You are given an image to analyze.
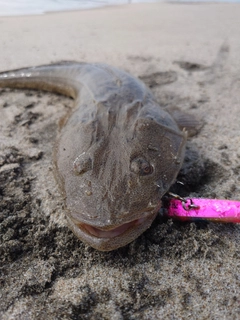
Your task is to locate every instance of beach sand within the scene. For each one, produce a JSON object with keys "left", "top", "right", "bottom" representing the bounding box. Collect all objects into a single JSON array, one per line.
[{"left": 0, "top": 3, "right": 240, "bottom": 319}]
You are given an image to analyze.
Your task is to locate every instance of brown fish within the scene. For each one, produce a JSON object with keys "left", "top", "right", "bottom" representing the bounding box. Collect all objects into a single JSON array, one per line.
[{"left": 0, "top": 62, "right": 187, "bottom": 251}]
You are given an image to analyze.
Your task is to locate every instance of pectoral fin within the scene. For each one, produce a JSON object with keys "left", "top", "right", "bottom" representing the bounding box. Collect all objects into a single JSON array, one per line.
[{"left": 165, "top": 106, "right": 203, "bottom": 137}]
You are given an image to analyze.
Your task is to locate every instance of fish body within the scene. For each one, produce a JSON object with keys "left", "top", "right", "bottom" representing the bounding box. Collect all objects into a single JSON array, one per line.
[{"left": 0, "top": 62, "right": 187, "bottom": 251}]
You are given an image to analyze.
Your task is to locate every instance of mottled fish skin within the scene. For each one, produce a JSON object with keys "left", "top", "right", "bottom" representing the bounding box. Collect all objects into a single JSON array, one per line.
[{"left": 0, "top": 62, "right": 187, "bottom": 251}]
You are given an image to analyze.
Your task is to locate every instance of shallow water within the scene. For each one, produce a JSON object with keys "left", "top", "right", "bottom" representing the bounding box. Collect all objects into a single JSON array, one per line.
[
  {"left": 0, "top": 0, "right": 156, "bottom": 16},
  {"left": 0, "top": 0, "right": 239, "bottom": 17}
]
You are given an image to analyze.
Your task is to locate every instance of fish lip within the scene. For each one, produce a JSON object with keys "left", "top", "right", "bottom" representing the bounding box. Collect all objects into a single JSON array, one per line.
[
  {"left": 70, "top": 205, "right": 160, "bottom": 238},
  {"left": 77, "top": 215, "right": 151, "bottom": 239},
  {"left": 66, "top": 210, "right": 158, "bottom": 251},
  {"left": 69, "top": 204, "right": 160, "bottom": 229},
  {"left": 66, "top": 203, "right": 161, "bottom": 250}
]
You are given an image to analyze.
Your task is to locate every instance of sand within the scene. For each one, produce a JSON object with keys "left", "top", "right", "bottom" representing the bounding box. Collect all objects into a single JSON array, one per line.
[{"left": 0, "top": 3, "right": 240, "bottom": 319}]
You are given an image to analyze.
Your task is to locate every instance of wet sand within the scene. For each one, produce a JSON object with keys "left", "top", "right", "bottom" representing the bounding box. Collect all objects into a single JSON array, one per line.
[{"left": 0, "top": 3, "right": 240, "bottom": 319}]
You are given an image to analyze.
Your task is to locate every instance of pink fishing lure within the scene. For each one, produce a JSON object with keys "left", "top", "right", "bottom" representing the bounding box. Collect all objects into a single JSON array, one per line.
[{"left": 167, "top": 198, "right": 240, "bottom": 223}]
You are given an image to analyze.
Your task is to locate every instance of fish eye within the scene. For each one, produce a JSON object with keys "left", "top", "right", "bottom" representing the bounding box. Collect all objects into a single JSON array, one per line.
[
  {"left": 141, "top": 162, "right": 153, "bottom": 175},
  {"left": 73, "top": 154, "right": 92, "bottom": 175},
  {"left": 130, "top": 157, "right": 154, "bottom": 176}
]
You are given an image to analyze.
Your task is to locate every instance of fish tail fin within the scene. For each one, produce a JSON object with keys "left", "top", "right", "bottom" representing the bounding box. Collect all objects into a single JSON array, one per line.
[{"left": 0, "top": 62, "right": 85, "bottom": 99}]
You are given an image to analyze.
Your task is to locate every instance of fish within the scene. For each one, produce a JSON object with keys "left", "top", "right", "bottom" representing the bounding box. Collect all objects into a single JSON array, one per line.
[{"left": 0, "top": 62, "right": 188, "bottom": 251}]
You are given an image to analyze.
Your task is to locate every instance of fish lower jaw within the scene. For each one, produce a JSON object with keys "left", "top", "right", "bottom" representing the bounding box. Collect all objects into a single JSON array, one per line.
[{"left": 78, "top": 216, "right": 149, "bottom": 239}]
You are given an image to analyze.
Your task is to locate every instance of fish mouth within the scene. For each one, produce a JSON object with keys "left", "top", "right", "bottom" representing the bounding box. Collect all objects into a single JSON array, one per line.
[
  {"left": 77, "top": 216, "right": 150, "bottom": 239},
  {"left": 66, "top": 204, "right": 161, "bottom": 251}
]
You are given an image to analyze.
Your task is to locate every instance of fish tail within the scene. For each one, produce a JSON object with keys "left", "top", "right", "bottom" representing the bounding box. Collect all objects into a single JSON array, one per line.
[{"left": 0, "top": 62, "right": 84, "bottom": 99}]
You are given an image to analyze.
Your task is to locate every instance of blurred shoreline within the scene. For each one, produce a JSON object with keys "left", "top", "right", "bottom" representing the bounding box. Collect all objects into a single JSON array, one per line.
[
  {"left": 0, "top": 0, "right": 154, "bottom": 17},
  {"left": 0, "top": 0, "right": 239, "bottom": 17}
]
